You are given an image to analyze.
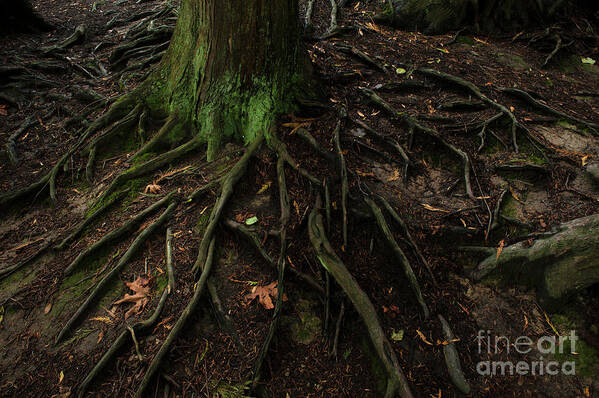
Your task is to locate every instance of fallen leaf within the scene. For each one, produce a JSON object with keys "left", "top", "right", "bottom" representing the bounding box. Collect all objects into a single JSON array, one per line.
[
  {"left": 97, "top": 331, "right": 103, "bottom": 344},
  {"left": 387, "top": 169, "right": 400, "bottom": 182},
  {"left": 395, "top": 67, "right": 406, "bottom": 74},
  {"left": 422, "top": 203, "right": 449, "bottom": 213},
  {"left": 435, "top": 47, "right": 449, "bottom": 54},
  {"left": 257, "top": 181, "right": 272, "bottom": 194},
  {"left": 391, "top": 329, "right": 404, "bottom": 341},
  {"left": 244, "top": 281, "right": 287, "bottom": 310},
  {"left": 581, "top": 57, "right": 596, "bottom": 65},
  {"left": 44, "top": 302, "right": 52, "bottom": 314},
  {"left": 90, "top": 316, "right": 113, "bottom": 324},
  {"left": 437, "top": 338, "right": 460, "bottom": 346},
  {"left": 245, "top": 216, "right": 258, "bottom": 225},
  {"left": 144, "top": 183, "right": 161, "bottom": 194},
  {"left": 0, "top": 105, "right": 7, "bottom": 116},
  {"left": 416, "top": 329, "right": 433, "bottom": 346},
  {"left": 496, "top": 239, "right": 505, "bottom": 259},
  {"left": 58, "top": 370, "right": 64, "bottom": 383},
  {"left": 113, "top": 276, "right": 151, "bottom": 319},
  {"left": 582, "top": 155, "right": 590, "bottom": 167}
]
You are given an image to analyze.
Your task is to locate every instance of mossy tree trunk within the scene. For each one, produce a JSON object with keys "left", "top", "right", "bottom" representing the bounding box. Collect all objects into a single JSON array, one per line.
[{"left": 134, "top": 0, "right": 307, "bottom": 160}]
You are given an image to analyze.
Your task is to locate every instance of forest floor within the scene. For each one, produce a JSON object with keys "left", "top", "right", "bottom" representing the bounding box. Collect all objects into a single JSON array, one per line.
[{"left": 1, "top": 0, "right": 599, "bottom": 397}]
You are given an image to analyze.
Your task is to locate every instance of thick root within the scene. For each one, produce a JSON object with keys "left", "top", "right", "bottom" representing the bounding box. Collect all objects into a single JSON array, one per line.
[
  {"left": 76, "top": 228, "right": 175, "bottom": 398},
  {"left": 365, "top": 197, "right": 430, "bottom": 318},
  {"left": 56, "top": 199, "right": 177, "bottom": 344},
  {"left": 135, "top": 237, "right": 216, "bottom": 398},
  {"left": 308, "top": 207, "right": 413, "bottom": 398}
]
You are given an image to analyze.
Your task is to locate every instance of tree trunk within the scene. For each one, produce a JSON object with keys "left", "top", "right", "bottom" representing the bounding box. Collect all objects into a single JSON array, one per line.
[
  {"left": 470, "top": 214, "right": 599, "bottom": 309},
  {"left": 1, "top": 0, "right": 52, "bottom": 33},
  {"left": 134, "top": 0, "right": 310, "bottom": 160}
]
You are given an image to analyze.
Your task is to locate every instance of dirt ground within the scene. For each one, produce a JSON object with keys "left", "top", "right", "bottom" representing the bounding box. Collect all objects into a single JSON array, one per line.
[{"left": 1, "top": 0, "right": 599, "bottom": 397}]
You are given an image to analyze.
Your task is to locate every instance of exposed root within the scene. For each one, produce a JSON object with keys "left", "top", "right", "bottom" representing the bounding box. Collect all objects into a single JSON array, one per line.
[
  {"left": 352, "top": 118, "right": 411, "bottom": 180},
  {"left": 438, "top": 315, "right": 471, "bottom": 394},
  {"left": 42, "top": 24, "right": 86, "bottom": 55},
  {"left": 326, "top": 0, "right": 339, "bottom": 35},
  {"left": 56, "top": 199, "right": 177, "bottom": 344},
  {"left": 498, "top": 87, "right": 599, "bottom": 135},
  {"left": 296, "top": 128, "right": 336, "bottom": 164},
  {"left": 329, "top": 300, "right": 345, "bottom": 359},
  {"left": 489, "top": 188, "right": 508, "bottom": 234},
  {"left": 206, "top": 278, "right": 241, "bottom": 348},
  {"left": 136, "top": 237, "right": 216, "bottom": 398},
  {"left": 308, "top": 206, "right": 414, "bottom": 398},
  {"left": 270, "top": 131, "right": 322, "bottom": 187},
  {"left": 304, "top": 0, "right": 315, "bottom": 31},
  {"left": 365, "top": 197, "right": 429, "bottom": 318},
  {"left": 6, "top": 116, "right": 37, "bottom": 165},
  {"left": 131, "top": 111, "right": 182, "bottom": 162},
  {"left": 191, "top": 131, "right": 265, "bottom": 276},
  {"left": 0, "top": 95, "right": 136, "bottom": 209},
  {"left": 64, "top": 191, "right": 176, "bottom": 275},
  {"left": 333, "top": 121, "right": 349, "bottom": 249},
  {"left": 335, "top": 44, "right": 388, "bottom": 73},
  {"left": 361, "top": 88, "right": 476, "bottom": 199},
  {"left": 0, "top": 241, "right": 53, "bottom": 281},
  {"left": 416, "top": 68, "right": 519, "bottom": 152},
  {"left": 76, "top": 228, "right": 175, "bottom": 398},
  {"left": 377, "top": 196, "right": 436, "bottom": 285},
  {"left": 251, "top": 153, "right": 290, "bottom": 387},
  {"left": 93, "top": 134, "right": 202, "bottom": 207},
  {"left": 224, "top": 219, "right": 324, "bottom": 294}
]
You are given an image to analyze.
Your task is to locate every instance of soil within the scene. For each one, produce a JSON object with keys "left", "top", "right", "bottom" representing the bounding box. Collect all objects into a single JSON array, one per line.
[{"left": 1, "top": 0, "right": 599, "bottom": 397}]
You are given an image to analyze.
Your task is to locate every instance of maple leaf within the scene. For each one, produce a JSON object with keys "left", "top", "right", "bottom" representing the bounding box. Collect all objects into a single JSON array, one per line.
[
  {"left": 244, "top": 281, "right": 287, "bottom": 310},
  {"left": 113, "top": 276, "right": 150, "bottom": 319},
  {"left": 144, "top": 183, "right": 161, "bottom": 194}
]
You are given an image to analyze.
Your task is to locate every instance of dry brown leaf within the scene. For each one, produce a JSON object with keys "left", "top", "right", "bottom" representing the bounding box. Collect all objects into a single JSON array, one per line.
[
  {"left": 90, "top": 316, "right": 113, "bottom": 324},
  {"left": 144, "top": 183, "right": 161, "bottom": 194},
  {"left": 44, "top": 302, "right": 52, "bottom": 314},
  {"left": 387, "top": 169, "right": 400, "bottom": 182},
  {"left": 496, "top": 239, "right": 505, "bottom": 259},
  {"left": 97, "top": 331, "right": 104, "bottom": 344},
  {"left": 416, "top": 329, "right": 433, "bottom": 346},
  {"left": 113, "top": 276, "right": 151, "bottom": 319},
  {"left": 422, "top": 203, "right": 449, "bottom": 213},
  {"left": 244, "top": 281, "right": 287, "bottom": 310},
  {"left": 0, "top": 104, "right": 7, "bottom": 116}
]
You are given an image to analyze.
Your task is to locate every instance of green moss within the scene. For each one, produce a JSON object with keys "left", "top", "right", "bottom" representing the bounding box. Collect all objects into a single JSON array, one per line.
[
  {"left": 456, "top": 35, "right": 476, "bottom": 46},
  {"left": 501, "top": 195, "right": 518, "bottom": 218},
  {"left": 194, "top": 208, "right": 211, "bottom": 235},
  {"left": 132, "top": 152, "right": 156, "bottom": 165},
  {"left": 86, "top": 177, "right": 146, "bottom": 217},
  {"left": 287, "top": 299, "right": 321, "bottom": 345},
  {"left": 208, "top": 380, "right": 252, "bottom": 398},
  {"left": 551, "top": 312, "right": 599, "bottom": 377}
]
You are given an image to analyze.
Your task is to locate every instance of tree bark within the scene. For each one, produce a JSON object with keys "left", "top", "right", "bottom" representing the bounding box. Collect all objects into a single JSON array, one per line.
[
  {"left": 470, "top": 214, "right": 599, "bottom": 309},
  {"left": 136, "top": 0, "right": 310, "bottom": 160}
]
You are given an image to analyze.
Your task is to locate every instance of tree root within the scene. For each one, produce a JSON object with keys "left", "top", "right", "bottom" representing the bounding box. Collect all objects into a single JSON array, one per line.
[
  {"left": 376, "top": 196, "right": 436, "bottom": 285},
  {"left": 438, "top": 315, "right": 471, "bottom": 394},
  {"left": 131, "top": 111, "right": 181, "bottom": 162},
  {"left": 498, "top": 87, "right": 599, "bottom": 135},
  {"left": 333, "top": 121, "right": 349, "bottom": 248},
  {"left": 64, "top": 191, "right": 176, "bottom": 275},
  {"left": 416, "top": 68, "right": 519, "bottom": 152},
  {"left": 56, "top": 199, "right": 177, "bottom": 344},
  {"left": 0, "top": 241, "right": 53, "bottom": 281},
  {"left": 6, "top": 116, "right": 38, "bottom": 165},
  {"left": 224, "top": 219, "right": 323, "bottom": 294},
  {"left": 191, "top": 131, "right": 265, "bottom": 276},
  {"left": 93, "top": 134, "right": 202, "bottom": 207},
  {"left": 360, "top": 88, "right": 476, "bottom": 199},
  {"left": 365, "top": 197, "right": 429, "bottom": 318},
  {"left": 0, "top": 95, "right": 136, "bottom": 209},
  {"left": 270, "top": 131, "right": 322, "bottom": 187},
  {"left": 329, "top": 300, "right": 345, "bottom": 359},
  {"left": 296, "top": 128, "right": 336, "bottom": 164},
  {"left": 308, "top": 206, "right": 414, "bottom": 398},
  {"left": 76, "top": 228, "right": 176, "bottom": 398},
  {"left": 251, "top": 153, "right": 290, "bottom": 387},
  {"left": 42, "top": 24, "right": 86, "bottom": 55},
  {"left": 135, "top": 237, "right": 216, "bottom": 398},
  {"left": 352, "top": 118, "right": 411, "bottom": 180},
  {"left": 335, "top": 44, "right": 388, "bottom": 73}
]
